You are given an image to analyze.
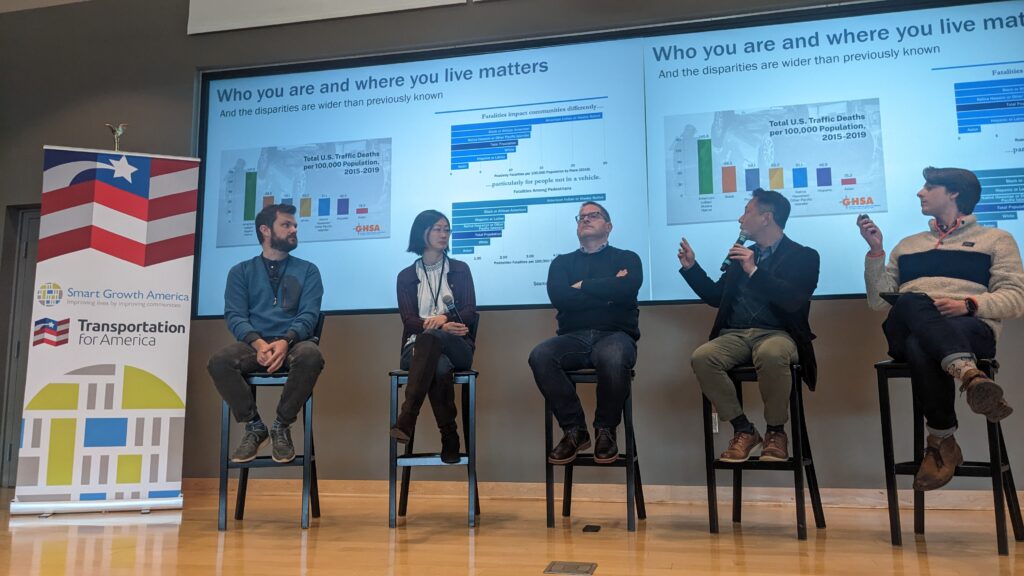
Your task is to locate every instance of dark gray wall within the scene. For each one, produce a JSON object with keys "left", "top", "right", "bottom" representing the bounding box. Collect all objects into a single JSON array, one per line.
[{"left": 2, "top": 0, "right": 1018, "bottom": 489}]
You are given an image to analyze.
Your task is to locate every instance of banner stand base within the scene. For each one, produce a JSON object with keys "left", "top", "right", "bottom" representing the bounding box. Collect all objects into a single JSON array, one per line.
[{"left": 10, "top": 496, "right": 183, "bottom": 516}]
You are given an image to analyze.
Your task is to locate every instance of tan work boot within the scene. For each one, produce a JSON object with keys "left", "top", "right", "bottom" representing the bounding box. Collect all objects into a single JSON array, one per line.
[
  {"left": 960, "top": 368, "right": 1013, "bottom": 422},
  {"left": 913, "top": 434, "right": 963, "bottom": 491},
  {"left": 720, "top": 429, "right": 762, "bottom": 463}
]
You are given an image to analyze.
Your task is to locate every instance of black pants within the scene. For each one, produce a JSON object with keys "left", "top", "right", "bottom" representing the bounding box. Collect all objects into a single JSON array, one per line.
[
  {"left": 207, "top": 340, "right": 324, "bottom": 426},
  {"left": 399, "top": 329, "right": 474, "bottom": 429},
  {"left": 528, "top": 330, "right": 637, "bottom": 431},
  {"left": 883, "top": 293, "right": 995, "bottom": 431}
]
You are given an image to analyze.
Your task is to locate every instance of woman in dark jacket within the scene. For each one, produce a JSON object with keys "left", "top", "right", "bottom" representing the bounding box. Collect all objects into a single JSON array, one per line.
[{"left": 391, "top": 210, "right": 478, "bottom": 463}]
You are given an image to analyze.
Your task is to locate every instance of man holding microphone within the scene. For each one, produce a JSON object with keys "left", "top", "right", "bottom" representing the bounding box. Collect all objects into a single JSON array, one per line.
[{"left": 680, "top": 188, "right": 819, "bottom": 463}]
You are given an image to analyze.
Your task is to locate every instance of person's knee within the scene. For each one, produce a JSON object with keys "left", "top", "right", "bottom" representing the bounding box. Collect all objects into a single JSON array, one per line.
[
  {"left": 754, "top": 342, "right": 795, "bottom": 369},
  {"left": 290, "top": 342, "right": 324, "bottom": 371},
  {"left": 207, "top": 346, "right": 240, "bottom": 375},
  {"left": 528, "top": 341, "right": 554, "bottom": 370},
  {"left": 691, "top": 343, "right": 721, "bottom": 372},
  {"left": 594, "top": 341, "right": 634, "bottom": 373}
]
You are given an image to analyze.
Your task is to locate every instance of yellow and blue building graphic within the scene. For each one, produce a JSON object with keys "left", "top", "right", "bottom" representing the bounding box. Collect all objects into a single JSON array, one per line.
[{"left": 16, "top": 363, "right": 185, "bottom": 503}]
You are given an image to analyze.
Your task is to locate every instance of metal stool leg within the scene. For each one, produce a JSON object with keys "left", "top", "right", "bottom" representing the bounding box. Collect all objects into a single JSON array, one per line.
[
  {"left": 464, "top": 377, "right": 478, "bottom": 527},
  {"left": 545, "top": 401, "right": 555, "bottom": 528},
  {"left": 912, "top": 399, "right": 925, "bottom": 535},
  {"left": 301, "top": 396, "right": 313, "bottom": 529},
  {"left": 731, "top": 378, "right": 743, "bottom": 524},
  {"left": 798, "top": 384, "right": 825, "bottom": 529},
  {"left": 399, "top": 431, "right": 414, "bottom": 517},
  {"left": 234, "top": 468, "right": 249, "bottom": 520},
  {"left": 702, "top": 395, "right": 719, "bottom": 533},
  {"left": 790, "top": 376, "right": 807, "bottom": 541},
  {"left": 219, "top": 401, "right": 230, "bottom": 531},
  {"left": 629, "top": 418, "right": 646, "bottom": 520},
  {"left": 988, "top": 421, "right": 1009, "bottom": 555},
  {"left": 625, "top": 395, "right": 636, "bottom": 532},
  {"left": 998, "top": 426, "right": 1024, "bottom": 540},
  {"left": 389, "top": 375, "right": 399, "bottom": 528},
  {"left": 877, "top": 367, "right": 902, "bottom": 546},
  {"left": 562, "top": 465, "right": 574, "bottom": 517}
]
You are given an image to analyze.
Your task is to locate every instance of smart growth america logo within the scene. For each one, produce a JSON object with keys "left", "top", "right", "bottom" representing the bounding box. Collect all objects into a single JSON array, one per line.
[{"left": 36, "top": 282, "right": 63, "bottom": 307}]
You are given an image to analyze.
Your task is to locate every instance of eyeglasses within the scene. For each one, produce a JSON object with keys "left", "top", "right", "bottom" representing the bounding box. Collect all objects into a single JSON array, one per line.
[{"left": 575, "top": 211, "right": 605, "bottom": 223}]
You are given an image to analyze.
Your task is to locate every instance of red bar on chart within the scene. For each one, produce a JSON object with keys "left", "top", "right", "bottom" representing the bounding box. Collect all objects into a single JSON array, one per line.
[
  {"left": 841, "top": 177, "right": 857, "bottom": 185},
  {"left": 356, "top": 207, "right": 369, "bottom": 214}
]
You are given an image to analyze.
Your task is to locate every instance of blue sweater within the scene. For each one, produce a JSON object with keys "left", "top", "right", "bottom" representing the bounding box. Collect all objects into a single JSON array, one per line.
[{"left": 224, "top": 255, "right": 323, "bottom": 342}]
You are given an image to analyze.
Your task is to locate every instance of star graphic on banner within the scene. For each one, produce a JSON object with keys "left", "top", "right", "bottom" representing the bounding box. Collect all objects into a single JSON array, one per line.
[{"left": 106, "top": 155, "right": 138, "bottom": 183}]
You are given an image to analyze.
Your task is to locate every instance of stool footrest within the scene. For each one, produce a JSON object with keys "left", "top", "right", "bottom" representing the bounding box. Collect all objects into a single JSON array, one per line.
[
  {"left": 397, "top": 454, "right": 469, "bottom": 466},
  {"left": 552, "top": 453, "right": 637, "bottom": 468},
  {"left": 227, "top": 455, "right": 310, "bottom": 469},
  {"left": 894, "top": 460, "right": 1011, "bottom": 478},
  {"left": 712, "top": 457, "right": 813, "bottom": 471}
]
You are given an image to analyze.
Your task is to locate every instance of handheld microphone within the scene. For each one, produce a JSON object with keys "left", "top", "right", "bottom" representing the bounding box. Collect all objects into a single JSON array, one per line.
[
  {"left": 442, "top": 294, "right": 465, "bottom": 324},
  {"left": 720, "top": 232, "right": 749, "bottom": 272}
]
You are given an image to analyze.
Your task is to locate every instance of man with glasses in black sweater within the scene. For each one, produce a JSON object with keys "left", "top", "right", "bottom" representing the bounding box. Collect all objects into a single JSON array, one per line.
[{"left": 529, "top": 201, "right": 643, "bottom": 465}]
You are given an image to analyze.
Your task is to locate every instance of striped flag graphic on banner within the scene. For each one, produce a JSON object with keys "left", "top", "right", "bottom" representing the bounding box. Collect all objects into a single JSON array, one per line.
[
  {"left": 32, "top": 317, "right": 70, "bottom": 347},
  {"left": 38, "top": 147, "right": 199, "bottom": 266}
]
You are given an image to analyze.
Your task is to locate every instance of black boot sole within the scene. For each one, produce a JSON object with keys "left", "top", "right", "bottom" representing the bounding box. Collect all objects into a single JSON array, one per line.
[
  {"left": 548, "top": 440, "right": 591, "bottom": 465},
  {"left": 390, "top": 426, "right": 411, "bottom": 443}
]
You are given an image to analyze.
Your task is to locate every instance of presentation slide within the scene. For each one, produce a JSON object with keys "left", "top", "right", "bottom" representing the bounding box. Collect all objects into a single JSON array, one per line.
[{"left": 197, "top": 0, "right": 1024, "bottom": 315}]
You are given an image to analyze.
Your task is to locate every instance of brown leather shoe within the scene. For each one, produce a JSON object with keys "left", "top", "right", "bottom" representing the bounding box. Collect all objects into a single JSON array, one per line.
[
  {"left": 761, "top": 430, "right": 789, "bottom": 462},
  {"left": 960, "top": 369, "right": 1012, "bottom": 422},
  {"left": 913, "top": 434, "right": 963, "bottom": 491},
  {"left": 720, "top": 429, "right": 762, "bottom": 463}
]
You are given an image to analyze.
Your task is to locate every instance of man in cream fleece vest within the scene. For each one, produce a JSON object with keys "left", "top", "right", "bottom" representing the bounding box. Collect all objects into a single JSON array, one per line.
[{"left": 859, "top": 167, "right": 1024, "bottom": 491}]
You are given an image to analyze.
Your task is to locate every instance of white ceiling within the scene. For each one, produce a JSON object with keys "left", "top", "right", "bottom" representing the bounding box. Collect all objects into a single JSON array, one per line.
[{"left": 0, "top": 0, "right": 86, "bottom": 15}]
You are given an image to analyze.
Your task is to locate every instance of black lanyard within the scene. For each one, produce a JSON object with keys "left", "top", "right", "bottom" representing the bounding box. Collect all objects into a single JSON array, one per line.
[
  {"left": 262, "top": 256, "right": 289, "bottom": 306},
  {"left": 419, "top": 256, "right": 447, "bottom": 313}
]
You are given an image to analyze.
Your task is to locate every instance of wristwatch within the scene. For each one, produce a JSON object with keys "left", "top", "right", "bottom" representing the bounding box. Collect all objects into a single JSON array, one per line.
[{"left": 965, "top": 297, "right": 978, "bottom": 316}]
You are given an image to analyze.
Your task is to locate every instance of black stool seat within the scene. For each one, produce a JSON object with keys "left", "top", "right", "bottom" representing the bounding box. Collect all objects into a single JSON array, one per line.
[
  {"left": 389, "top": 369, "right": 480, "bottom": 527},
  {"left": 545, "top": 368, "right": 646, "bottom": 531},
  {"left": 702, "top": 364, "right": 825, "bottom": 540},
  {"left": 875, "top": 359, "right": 1023, "bottom": 555}
]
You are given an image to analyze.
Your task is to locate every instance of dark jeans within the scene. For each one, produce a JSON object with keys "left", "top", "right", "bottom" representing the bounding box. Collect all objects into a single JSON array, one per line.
[
  {"left": 529, "top": 330, "right": 637, "bottom": 431},
  {"left": 399, "top": 329, "right": 474, "bottom": 430},
  {"left": 883, "top": 292, "right": 996, "bottom": 431},
  {"left": 207, "top": 340, "right": 324, "bottom": 426}
]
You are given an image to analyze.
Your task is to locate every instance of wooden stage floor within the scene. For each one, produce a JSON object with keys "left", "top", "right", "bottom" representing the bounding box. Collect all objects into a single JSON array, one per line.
[{"left": 2, "top": 487, "right": 1021, "bottom": 575}]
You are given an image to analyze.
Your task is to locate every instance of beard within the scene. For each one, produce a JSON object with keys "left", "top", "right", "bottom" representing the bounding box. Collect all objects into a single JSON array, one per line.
[{"left": 270, "top": 233, "right": 297, "bottom": 252}]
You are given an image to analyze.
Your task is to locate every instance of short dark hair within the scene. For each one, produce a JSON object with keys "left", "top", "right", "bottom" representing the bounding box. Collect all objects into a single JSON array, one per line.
[
  {"left": 580, "top": 201, "right": 611, "bottom": 223},
  {"left": 255, "top": 203, "right": 296, "bottom": 245},
  {"left": 407, "top": 209, "right": 449, "bottom": 255},
  {"left": 923, "top": 166, "right": 982, "bottom": 215},
  {"left": 751, "top": 188, "right": 791, "bottom": 229}
]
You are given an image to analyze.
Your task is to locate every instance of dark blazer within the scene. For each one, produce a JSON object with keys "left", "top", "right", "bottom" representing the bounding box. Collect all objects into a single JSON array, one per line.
[
  {"left": 680, "top": 235, "right": 821, "bottom": 389},
  {"left": 397, "top": 256, "right": 479, "bottom": 349}
]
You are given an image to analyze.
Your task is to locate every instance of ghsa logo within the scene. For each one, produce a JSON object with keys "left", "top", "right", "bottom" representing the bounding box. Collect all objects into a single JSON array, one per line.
[
  {"left": 354, "top": 224, "right": 381, "bottom": 233},
  {"left": 841, "top": 196, "right": 876, "bottom": 208}
]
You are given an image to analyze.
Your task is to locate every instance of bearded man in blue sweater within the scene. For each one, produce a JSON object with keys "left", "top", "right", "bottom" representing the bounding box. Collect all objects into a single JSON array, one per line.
[{"left": 208, "top": 203, "right": 324, "bottom": 464}]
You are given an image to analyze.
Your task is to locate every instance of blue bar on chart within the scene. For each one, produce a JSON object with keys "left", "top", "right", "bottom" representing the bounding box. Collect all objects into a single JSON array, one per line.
[
  {"left": 337, "top": 198, "right": 349, "bottom": 215},
  {"left": 954, "top": 77, "right": 1024, "bottom": 134},
  {"left": 792, "top": 167, "right": 808, "bottom": 189},
  {"left": 281, "top": 198, "right": 294, "bottom": 206},
  {"left": 816, "top": 167, "right": 832, "bottom": 187},
  {"left": 318, "top": 198, "right": 331, "bottom": 216},
  {"left": 973, "top": 167, "right": 1024, "bottom": 226},
  {"left": 449, "top": 194, "right": 606, "bottom": 254},
  {"left": 745, "top": 168, "right": 759, "bottom": 191},
  {"left": 449, "top": 112, "right": 603, "bottom": 170}
]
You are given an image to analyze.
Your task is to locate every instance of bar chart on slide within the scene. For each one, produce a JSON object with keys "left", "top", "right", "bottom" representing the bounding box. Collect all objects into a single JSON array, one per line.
[
  {"left": 449, "top": 112, "right": 604, "bottom": 170},
  {"left": 663, "top": 98, "right": 887, "bottom": 225},
  {"left": 954, "top": 77, "right": 1024, "bottom": 135},
  {"left": 974, "top": 167, "right": 1024, "bottom": 226},
  {"left": 216, "top": 138, "right": 392, "bottom": 247}
]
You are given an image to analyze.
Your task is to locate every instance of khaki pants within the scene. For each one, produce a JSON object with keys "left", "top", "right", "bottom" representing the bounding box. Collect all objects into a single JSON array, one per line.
[{"left": 691, "top": 328, "right": 797, "bottom": 427}]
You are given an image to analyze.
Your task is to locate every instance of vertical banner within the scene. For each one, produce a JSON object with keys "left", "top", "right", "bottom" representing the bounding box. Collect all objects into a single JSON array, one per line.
[{"left": 11, "top": 146, "right": 199, "bottom": 515}]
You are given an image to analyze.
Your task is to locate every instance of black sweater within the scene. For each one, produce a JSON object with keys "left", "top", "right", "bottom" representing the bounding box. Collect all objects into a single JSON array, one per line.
[{"left": 546, "top": 245, "right": 642, "bottom": 340}]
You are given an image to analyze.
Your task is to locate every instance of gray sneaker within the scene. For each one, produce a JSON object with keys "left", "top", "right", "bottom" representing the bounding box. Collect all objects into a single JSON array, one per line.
[
  {"left": 230, "top": 428, "right": 269, "bottom": 463},
  {"left": 270, "top": 425, "right": 296, "bottom": 463}
]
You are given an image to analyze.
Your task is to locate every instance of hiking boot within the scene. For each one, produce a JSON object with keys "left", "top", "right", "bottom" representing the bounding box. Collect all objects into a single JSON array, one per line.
[
  {"left": 960, "top": 369, "right": 1012, "bottom": 422},
  {"left": 720, "top": 429, "right": 762, "bottom": 463},
  {"left": 913, "top": 434, "right": 963, "bottom": 491},
  {"left": 548, "top": 428, "right": 591, "bottom": 465},
  {"left": 761, "top": 430, "right": 789, "bottom": 462},
  {"left": 270, "top": 425, "right": 296, "bottom": 463},
  {"left": 230, "top": 427, "right": 269, "bottom": 463},
  {"left": 593, "top": 428, "right": 618, "bottom": 464},
  {"left": 440, "top": 424, "right": 461, "bottom": 464}
]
